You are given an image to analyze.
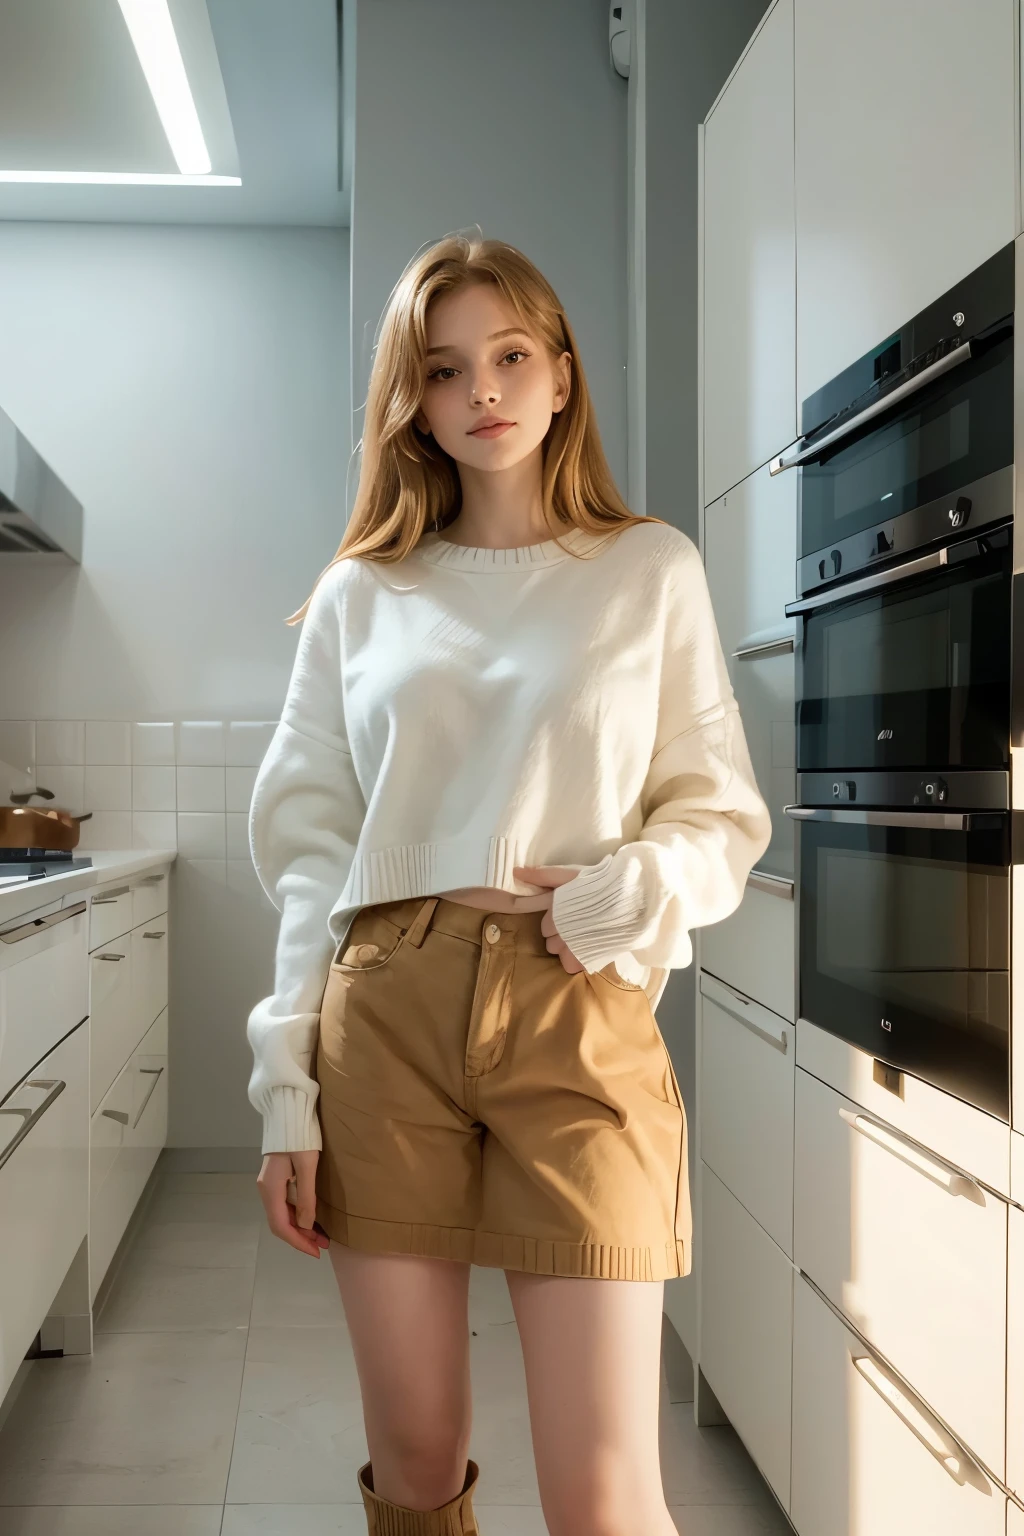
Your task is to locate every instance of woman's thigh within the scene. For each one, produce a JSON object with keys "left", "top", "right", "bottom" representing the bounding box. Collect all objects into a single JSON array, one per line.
[
  {"left": 329, "top": 1242, "right": 473, "bottom": 1506},
  {"left": 506, "top": 1269, "right": 677, "bottom": 1535}
]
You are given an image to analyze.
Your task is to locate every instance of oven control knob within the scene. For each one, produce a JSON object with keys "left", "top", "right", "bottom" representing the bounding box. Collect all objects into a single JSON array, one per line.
[
  {"left": 948, "top": 496, "right": 971, "bottom": 530},
  {"left": 914, "top": 776, "right": 948, "bottom": 804},
  {"left": 832, "top": 780, "right": 856, "bottom": 801},
  {"left": 830, "top": 549, "right": 842, "bottom": 575}
]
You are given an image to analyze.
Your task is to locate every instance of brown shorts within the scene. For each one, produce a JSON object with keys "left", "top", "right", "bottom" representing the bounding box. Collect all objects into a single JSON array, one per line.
[{"left": 313, "top": 894, "right": 690, "bottom": 1282}]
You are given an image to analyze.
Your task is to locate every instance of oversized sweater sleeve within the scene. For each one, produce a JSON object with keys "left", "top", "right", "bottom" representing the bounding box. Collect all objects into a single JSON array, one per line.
[
  {"left": 246, "top": 566, "right": 366, "bottom": 1155},
  {"left": 551, "top": 532, "right": 771, "bottom": 974}
]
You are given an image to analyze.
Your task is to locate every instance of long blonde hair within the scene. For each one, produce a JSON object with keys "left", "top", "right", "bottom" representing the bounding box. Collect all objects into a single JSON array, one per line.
[{"left": 287, "top": 232, "right": 653, "bottom": 624}]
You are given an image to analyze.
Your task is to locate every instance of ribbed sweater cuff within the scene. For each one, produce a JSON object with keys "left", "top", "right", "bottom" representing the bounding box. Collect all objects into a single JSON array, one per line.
[
  {"left": 261, "top": 1086, "right": 322, "bottom": 1155},
  {"left": 551, "top": 854, "right": 646, "bottom": 973}
]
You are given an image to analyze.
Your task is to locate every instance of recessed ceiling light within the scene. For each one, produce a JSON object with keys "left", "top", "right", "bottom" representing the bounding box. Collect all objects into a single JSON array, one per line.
[
  {"left": 0, "top": 171, "right": 240, "bottom": 186},
  {"left": 117, "top": 0, "right": 212, "bottom": 175}
]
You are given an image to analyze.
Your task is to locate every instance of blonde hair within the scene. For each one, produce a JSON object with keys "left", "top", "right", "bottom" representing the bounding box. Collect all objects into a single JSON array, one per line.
[{"left": 286, "top": 232, "right": 655, "bottom": 624}]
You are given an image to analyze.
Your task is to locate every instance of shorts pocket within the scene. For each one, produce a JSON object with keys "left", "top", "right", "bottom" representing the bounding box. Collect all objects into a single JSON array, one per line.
[
  {"left": 594, "top": 960, "right": 644, "bottom": 992},
  {"left": 330, "top": 909, "right": 407, "bottom": 974}
]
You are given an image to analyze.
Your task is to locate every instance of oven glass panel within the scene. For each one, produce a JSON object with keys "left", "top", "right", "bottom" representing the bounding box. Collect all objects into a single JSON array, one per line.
[
  {"left": 799, "top": 335, "right": 1012, "bottom": 559},
  {"left": 797, "top": 537, "right": 1010, "bottom": 771},
  {"left": 799, "top": 816, "right": 1009, "bottom": 1119}
]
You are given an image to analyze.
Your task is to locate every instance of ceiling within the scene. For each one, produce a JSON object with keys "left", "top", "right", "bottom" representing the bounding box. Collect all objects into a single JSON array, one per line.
[{"left": 0, "top": 0, "right": 349, "bottom": 226}]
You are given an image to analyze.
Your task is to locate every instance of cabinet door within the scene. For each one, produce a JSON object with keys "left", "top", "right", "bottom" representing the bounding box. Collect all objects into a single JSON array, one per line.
[
  {"left": 700, "top": 1163, "right": 793, "bottom": 1509},
  {"left": 1009, "top": 1500, "right": 1024, "bottom": 1534},
  {"left": 704, "top": 0, "right": 796, "bottom": 503},
  {"left": 1009, "top": 1205, "right": 1024, "bottom": 1501},
  {"left": 792, "top": 1275, "right": 1004, "bottom": 1536},
  {"left": 794, "top": 0, "right": 1016, "bottom": 406},
  {"left": 131, "top": 917, "right": 168, "bottom": 1038},
  {"left": 699, "top": 973, "right": 794, "bottom": 1253}
]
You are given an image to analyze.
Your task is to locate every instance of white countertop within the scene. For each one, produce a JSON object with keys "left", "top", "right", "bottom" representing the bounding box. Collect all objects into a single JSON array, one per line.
[{"left": 0, "top": 849, "right": 178, "bottom": 927}]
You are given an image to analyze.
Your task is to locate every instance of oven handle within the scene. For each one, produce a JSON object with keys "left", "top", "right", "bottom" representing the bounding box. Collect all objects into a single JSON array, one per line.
[
  {"left": 769, "top": 340, "right": 973, "bottom": 475},
  {"left": 783, "top": 805, "right": 987, "bottom": 831},
  {"left": 785, "top": 544, "right": 951, "bottom": 617}
]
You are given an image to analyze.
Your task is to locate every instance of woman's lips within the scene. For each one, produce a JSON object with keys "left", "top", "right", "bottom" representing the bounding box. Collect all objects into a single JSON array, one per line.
[{"left": 469, "top": 421, "right": 514, "bottom": 438}]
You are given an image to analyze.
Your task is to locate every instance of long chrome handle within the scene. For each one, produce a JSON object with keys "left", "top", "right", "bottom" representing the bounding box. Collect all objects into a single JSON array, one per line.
[
  {"left": 769, "top": 341, "right": 973, "bottom": 475},
  {"left": 142, "top": 930, "right": 166, "bottom": 939},
  {"left": 0, "top": 1079, "right": 66, "bottom": 1171},
  {"left": 102, "top": 1107, "right": 130, "bottom": 1125},
  {"left": 699, "top": 972, "right": 789, "bottom": 1053},
  {"left": 746, "top": 868, "right": 794, "bottom": 900},
  {"left": 0, "top": 899, "right": 88, "bottom": 945},
  {"left": 783, "top": 804, "right": 982, "bottom": 830},
  {"left": 92, "top": 886, "right": 130, "bottom": 905},
  {"left": 132, "top": 1066, "right": 165, "bottom": 1129},
  {"left": 139, "top": 874, "right": 165, "bottom": 886},
  {"left": 732, "top": 626, "right": 796, "bottom": 660},
  {"left": 97, "top": 952, "right": 126, "bottom": 962},
  {"left": 839, "top": 1107, "right": 982, "bottom": 1199},
  {"left": 785, "top": 544, "right": 951, "bottom": 616},
  {"left": 851, "top": 1353, "right": 981, "bottom": 1485}
]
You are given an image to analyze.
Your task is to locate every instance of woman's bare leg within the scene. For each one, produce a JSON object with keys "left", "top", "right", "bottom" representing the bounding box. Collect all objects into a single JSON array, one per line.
[
  {"left": 506, "top": 1270, "right": 678, "bottom": 1536},
  {"left": 329, "top": 1242, "right": 473, "bottom": 1509}
]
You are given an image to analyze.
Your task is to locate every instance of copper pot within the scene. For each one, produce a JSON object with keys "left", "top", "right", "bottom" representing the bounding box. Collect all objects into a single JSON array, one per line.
[{"left": 0, "top": 804, "right": 92, "bottom": 851}]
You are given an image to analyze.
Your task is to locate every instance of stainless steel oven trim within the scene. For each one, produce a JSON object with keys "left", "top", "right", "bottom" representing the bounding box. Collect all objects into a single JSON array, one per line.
[
  {"left": 787, "top": 544, "right": 954, "bottom": 616},
  {"left": 769, "top": 340, "right": 974, "bottom": 474},
  {"left": 783, "top": 805, "right": 1001, "bottom": 831},
  {"left": 796, "top": 771, "right": 1010, "bottom": 811}
]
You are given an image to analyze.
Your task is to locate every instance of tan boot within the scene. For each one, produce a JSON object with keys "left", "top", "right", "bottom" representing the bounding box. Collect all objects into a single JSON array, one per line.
[{"left": 357, "top": 1458, "right": 481, "bottom": 1535}]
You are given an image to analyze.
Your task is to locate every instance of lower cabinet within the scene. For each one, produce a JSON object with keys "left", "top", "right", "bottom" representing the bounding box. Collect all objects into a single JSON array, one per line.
[
  {"left": 1009, "top": 1500, "right": 1024, "bottom": 1533},
  {"left": 0, "top": 1021, "right": 89, "bottom": 1403},
  {"left": 791, "top": 1275, "right": 1004, "bottom": 1536},
  {"left": 699, "top": 882, "right": 794, "bottom": 1022},
  {"left": 699, "top": 1163, "right": 793, "bottom": 1509},
  {"left": 1009, "top": 1205, "right": 1024, "bottom": 1502}
]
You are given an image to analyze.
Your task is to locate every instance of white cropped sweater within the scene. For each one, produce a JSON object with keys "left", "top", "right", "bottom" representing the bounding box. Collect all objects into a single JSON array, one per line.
[{"left": 246, "top": 519, "right": 771, "bottom": 1154}]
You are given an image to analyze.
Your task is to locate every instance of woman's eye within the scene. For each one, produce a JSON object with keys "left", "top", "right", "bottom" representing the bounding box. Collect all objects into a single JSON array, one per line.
[
  {"left": 429, "top": 366, "right": 457, "bottom": 381},
  {"left": 502, "top": 350, "right": 528, "bottom": 364}
]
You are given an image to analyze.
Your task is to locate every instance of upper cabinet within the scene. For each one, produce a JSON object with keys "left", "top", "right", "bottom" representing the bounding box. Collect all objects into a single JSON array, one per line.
[
  {"left": 794, "top": 0, "right": 1016, "bottom": 409},
  {"left": 703, "top": 0, "right": 796, "bottom": 506}
]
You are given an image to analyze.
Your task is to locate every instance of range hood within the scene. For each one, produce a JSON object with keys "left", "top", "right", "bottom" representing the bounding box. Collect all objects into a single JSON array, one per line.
[{"left": 0, "top": 404, "right": 82, "bottom": 562}]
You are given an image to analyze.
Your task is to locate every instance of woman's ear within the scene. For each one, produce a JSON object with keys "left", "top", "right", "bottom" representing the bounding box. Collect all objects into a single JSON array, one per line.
[
  {"left": 413, "top": 409, "right": 432, "bottom": 436},
  {"left": 552, "top": 350, "right": 572, "bottom": 413}
]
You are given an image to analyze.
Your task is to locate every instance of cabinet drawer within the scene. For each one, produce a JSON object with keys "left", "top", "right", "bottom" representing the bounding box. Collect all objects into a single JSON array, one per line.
[
  {"left": 89, "top": 940, "right": 133, "bottom": 1113},
  {"left": 699, "top": 973, "right": 794, "bottom": 1252},
  {"left": 0, "top": 1021, "right": 89, "bottom": 1403},
  {"left": 89, "top": 884, "right": 133, "bottom": 951},
  {"left": 90, "top": 1053, "right": 134, "bottom": 1194},
  {"left": 795, "top": 1068, "right": 1006, "bottom": 1475},
  {"left": 1008, "top": 1205, "right": 1024, "bottom": 1501},
  {"left": 131, "top": 918, "right": 168, "bottom": 1034},
  {"left": 699, "top": 881, "right": 794, "bottom": 1022},
  {"left": 699, "top": 1163, "right": 793, "bottom": 1509},
  {"left": 132, "top": 869, "right": 168, "bottom": 929},
  {"left": 0, "top": 899, "right": 88, "bottom": 1104},
  {"left": 792, "top": 1275, "right": 1003, "bottom": 1536},
  {"left": 127, "top": 1007, "right": 168, "bottom": 1156},
  {"left": 1009, "top": 1500, "right": 1024, "bottom": 1534}
]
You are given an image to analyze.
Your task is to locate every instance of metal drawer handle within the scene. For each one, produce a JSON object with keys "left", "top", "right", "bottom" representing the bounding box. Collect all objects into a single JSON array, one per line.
[
  {"left": 838, "top": 1107, "right": 983, "bottom": 1201},
  {"left": 0, "top": 1079, "right": 66, "bottom": 1171},
  {"left": 784, "top": 804, "right": 981, "bottom": 831},
  {"left": 851, "top": 1353, "right": 984, "bottom": 1487},
  {"left": 139, "top": 874, "right": 165, "bottom": 886},
  {"left": 143, "top": 930, "right": 166, "bottom": 939},
  {"left": 746, "top": 868, "right": 794, "bottom": 900},
  {"left": 97, "top": 951, "right": 126, "bottom": 962},
  {"left": 132, "top": 1066, "right": 165, "bottom": 1129},
  {"left": 0, "top": 899, "right": 87, "bottom": 945},
  {"left": 732, "top": 627, "right": 795, "bottom": 661},
  {"left": 699, "top": 974, "right": 789, "bottom": 1053},
  {"left": 92, "top": 887, "right": 130, "bottom": 904},
  {"left": 770, "top": 340, "right": 973, "bottom": 474},
  {"left": 102, "top": 1107, "right": 130, "bottom": 1125}
]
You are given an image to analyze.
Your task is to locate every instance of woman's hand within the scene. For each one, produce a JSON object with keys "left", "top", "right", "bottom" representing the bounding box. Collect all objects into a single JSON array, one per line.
[
  {"left": 513, "top": 865, "right": 585, "bottom": 974},
  {"left": 256, "top": 1150, "right": 330, "bottom": 1258}
]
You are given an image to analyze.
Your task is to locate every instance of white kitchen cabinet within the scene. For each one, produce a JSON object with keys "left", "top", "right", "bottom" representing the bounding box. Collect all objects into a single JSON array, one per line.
[
  {"left": 1009, "top": 1205, "right": 1024, "bottom": 1501},
  {"left": 1010, "top": 1500, "right": 1024, "bottom": 1534},
  {"left": 700, "top": 886, "right": 794, "bottom": 1023},
  {"left": 703, "top": 0, "right": 795, "bottom": 503},
  {"left": 794, "top": 0, "right": 1016, "bottom": 407},
  {"left": 132, "top": 868, "right": 168, "bottom": 929},
  {"left": 792, "top": 1275, "right": 1004, "bottom": 1536},
  {"left": 88, "top": 882, "right": 133, "bottom": 952},
  {"left": 0, "top": 897, "right": 89, "bottom": 1104},
  {"left": 795, "top": 1068, "right": 1007, "bottom": 1477},
  {"left": 699, "top": 972, "right": 794, "bottom": 1253},
  {"left": 699, "top": 1163, "right": 793, "bottom": 1510},
  {"left": 89, "top": 940, "right": 133, "bottom": 1113},
  {"left": 0, "top": 1021, "right": 89, "bottom": 1404},
  {"left": 131, "top": 915, "right": 168, "bottom": 1037}
]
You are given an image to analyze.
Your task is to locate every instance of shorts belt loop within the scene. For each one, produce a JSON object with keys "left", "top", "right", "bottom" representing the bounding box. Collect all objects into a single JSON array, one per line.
[{"left": 405, "top": 896, "right": 439, "bottom": 948}]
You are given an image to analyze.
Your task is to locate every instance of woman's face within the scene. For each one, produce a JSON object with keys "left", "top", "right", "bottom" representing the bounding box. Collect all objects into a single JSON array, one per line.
[{"left": 414, "top": 281, "right": 570, "bottom": 472}]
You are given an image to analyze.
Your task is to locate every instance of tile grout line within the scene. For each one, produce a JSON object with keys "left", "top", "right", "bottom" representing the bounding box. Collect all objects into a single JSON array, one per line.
[{"left": 219, "top": 1179, "right": 264, "bottom": 1536}]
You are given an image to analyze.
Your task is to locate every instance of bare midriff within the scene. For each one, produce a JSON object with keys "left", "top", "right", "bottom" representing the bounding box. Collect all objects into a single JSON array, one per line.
[{"left": 435, "top": 886, "right": 551, "bottom": 913}]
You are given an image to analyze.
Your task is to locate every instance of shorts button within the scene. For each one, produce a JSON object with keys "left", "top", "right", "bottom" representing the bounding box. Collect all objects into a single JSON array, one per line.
[{"left": 485, "top": 923, "right": 501, "bottom": 943}]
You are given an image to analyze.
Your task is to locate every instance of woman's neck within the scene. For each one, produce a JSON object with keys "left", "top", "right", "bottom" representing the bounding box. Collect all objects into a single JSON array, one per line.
[{"left": 444, "top": 448, "right": 552, "bottom": 549}]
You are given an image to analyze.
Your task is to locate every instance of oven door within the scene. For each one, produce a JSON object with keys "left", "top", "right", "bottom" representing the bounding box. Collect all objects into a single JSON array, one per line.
[
  {"left": 790, "top": 806, "right": 1009, "bottom": 1120},
  {"left": 792, "top": 525, "right": 1011, "bottom": 774}
]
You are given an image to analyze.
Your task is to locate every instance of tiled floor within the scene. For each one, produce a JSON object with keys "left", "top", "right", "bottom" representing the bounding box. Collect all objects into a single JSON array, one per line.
[{"left": 0, "top": 1171, "right": 791, "bottom": 1534}]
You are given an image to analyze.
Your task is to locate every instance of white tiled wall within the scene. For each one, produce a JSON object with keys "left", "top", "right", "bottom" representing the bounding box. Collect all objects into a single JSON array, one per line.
[{"left": 0, "top": 717, "right": 275, "bottom": 899}]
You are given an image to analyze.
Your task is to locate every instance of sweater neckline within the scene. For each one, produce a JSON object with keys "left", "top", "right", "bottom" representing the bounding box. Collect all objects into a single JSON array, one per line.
[{"left": 416, "top": 524, "right": 611, "bottom": 572}]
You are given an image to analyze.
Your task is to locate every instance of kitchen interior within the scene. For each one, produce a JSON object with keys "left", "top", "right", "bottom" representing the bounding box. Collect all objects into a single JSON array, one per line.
[{"left": 0, "top": 1, "right": 1021, "bottom": 1534}]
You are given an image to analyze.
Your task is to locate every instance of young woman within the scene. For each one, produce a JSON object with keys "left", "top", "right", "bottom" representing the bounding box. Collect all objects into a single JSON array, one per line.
[{"left": 246, "top": 233, "right": 770, "bottom": 1536}]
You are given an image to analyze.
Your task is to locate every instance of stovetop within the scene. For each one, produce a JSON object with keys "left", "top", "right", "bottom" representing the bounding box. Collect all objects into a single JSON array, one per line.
[{"left": 0, "top": 849, "right": 93, "bottom": 885}]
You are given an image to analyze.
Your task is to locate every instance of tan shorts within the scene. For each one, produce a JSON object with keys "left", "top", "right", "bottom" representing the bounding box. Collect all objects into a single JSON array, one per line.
[{"left": 313, "top": 894, "right": 690, "bottom": 1282}]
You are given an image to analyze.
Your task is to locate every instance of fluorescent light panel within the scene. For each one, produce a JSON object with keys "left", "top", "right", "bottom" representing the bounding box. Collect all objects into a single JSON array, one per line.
[
  {"left": 117, "top": 0, "right": 211, "bottom": 174},
  {"left": 0, "top": 170, "right": 240, "bottom": 185}
]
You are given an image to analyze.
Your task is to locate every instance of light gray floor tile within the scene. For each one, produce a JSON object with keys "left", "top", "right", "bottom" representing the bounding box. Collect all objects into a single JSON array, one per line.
[
  {"left": 1, "top": 1507, "right": 223, "bottom": 1535},
  {"left": 226, "top": 1326, "right": 368, "bottom": 1504},
  {"left": 467, "top": 1314, "right": 540, "bottom": 1506},
  {"left": 467, "top": 1264, "right": 516, "bottom": 1330},
  {"left": 157, "top": 1172, "right": 263, "bottom": 1202},
  {"left": 669, "top": 1502, "right": 794, "bottom": 1533},
  {"left": 96, "top": 1247, "right": 257, "bottom": 1332},
  {"left": 222, "top": 1506, "right": 365, "bottom": 1534},
  {"left": 659, "top": 1403, "right": 771, "bottom": 1505},
  {"left": 0, "top": 1330, "right": 247, "bottom": 1507},
  {"left": 249, "top": 1226, "right": 348, "bottom": 1329}
]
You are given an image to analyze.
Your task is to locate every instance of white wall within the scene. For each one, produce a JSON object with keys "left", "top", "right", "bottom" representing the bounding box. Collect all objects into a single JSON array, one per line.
[
  {"left": 0, "top": 222, "right": 350, "bottom": 1151},
  {"left": 348, "top": 0, "right": 628, "bottom": 503}
]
